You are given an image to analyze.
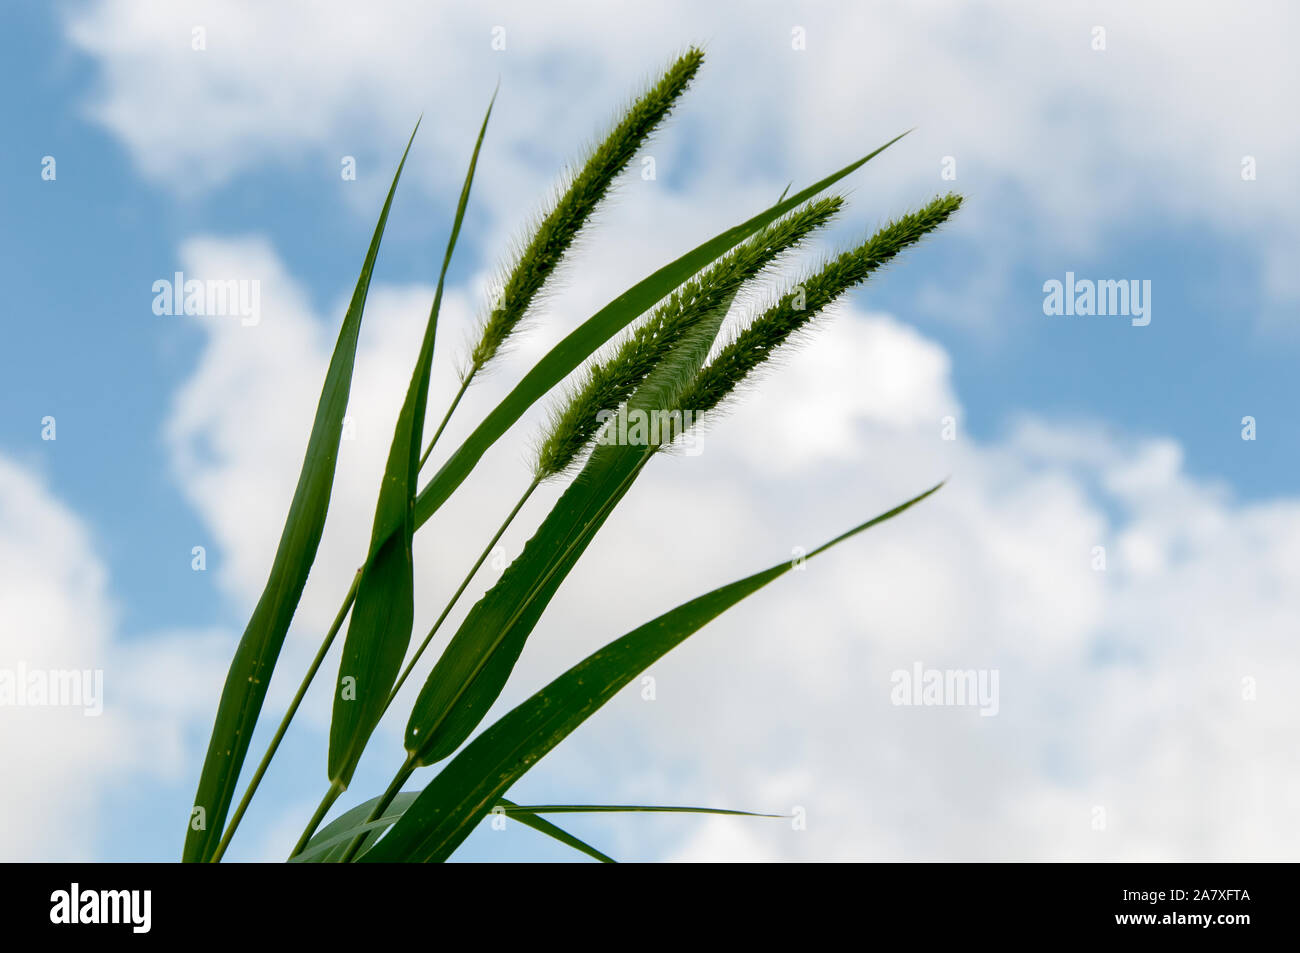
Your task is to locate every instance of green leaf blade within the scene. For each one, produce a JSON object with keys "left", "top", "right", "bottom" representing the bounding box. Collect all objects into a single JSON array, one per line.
[
  {"left": 366, "top": 483, "right": 941, "bottom": 862},
  {"left": 501, "top": 804, "right": 616, "bottom": 863},
  {"left": 327, "top": 99, "right": 494, "bottom": 790},
  {"left": 501, "top": 804, "right": 780, "bottom": 818},
  {"left": 182, "top": 123, "right": 419, "bottom": 863}
]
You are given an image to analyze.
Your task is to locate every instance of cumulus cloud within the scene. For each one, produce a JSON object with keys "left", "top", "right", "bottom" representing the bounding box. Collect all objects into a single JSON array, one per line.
[
  {"left": 64, "top": 0, "right": 1300, "bottom": 316},
  {"left": 0, "top": 458, "right": 230, "bottom": 860},
  {"left": 533, "top": 327, "right": 1300, "bottom": 862},
  {"left": 41, "top": 0, "right": 1298, "bottom": 862},
  {"left": 646, "top": 416, "right": 1300, "bottom": 860},
  {"left": 153, "top": 236, "right": 1300, "bottom": 861}
]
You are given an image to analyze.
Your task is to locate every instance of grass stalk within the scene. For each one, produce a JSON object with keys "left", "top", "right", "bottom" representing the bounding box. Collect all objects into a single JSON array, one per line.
[
  {"left": 291, "top": 781, "right": 346, "bottom": 860},
  {"left": 418, "top": 378, "right": 470, "bottom": 471},
  {"left": 340, "top": 756, "right": 417, "bottom": 863}
]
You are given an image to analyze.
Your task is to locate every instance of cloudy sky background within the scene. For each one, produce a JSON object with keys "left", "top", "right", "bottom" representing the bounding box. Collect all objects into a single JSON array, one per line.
[{"left": 2, "top": 0, "right": 1298, "bottom": 861}]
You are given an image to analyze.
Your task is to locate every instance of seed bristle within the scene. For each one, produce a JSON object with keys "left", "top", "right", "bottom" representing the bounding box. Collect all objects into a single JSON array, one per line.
[
  {"left": 534, "top": 195, "right": 845, "bottom": 478},
  {"left": 662, "top": 193, "right": 964, "bottom": 444},
  {"left": 465, "top": 47, "right": 706, "bottom": 380}
]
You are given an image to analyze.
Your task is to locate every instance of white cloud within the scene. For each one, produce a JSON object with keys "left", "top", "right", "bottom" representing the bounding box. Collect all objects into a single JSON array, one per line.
[
  {"left": 156, "top": 236, "right": 1300, "bottom": 861},
  {"left": 573, "top": 346, "right": 1300, "bottom": 860},
  {"left": 0, "top": 458, "right": 230, "bottom": 860},
  {"left": 8, "top": 0, "right": 1292, "bottom": 864},
  {"left": 64, "top": 0, "right": 1300, "bottom": 320}
]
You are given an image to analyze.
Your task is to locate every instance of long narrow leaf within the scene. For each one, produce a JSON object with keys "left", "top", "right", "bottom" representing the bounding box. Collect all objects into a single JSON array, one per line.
[
  {"left": 498, "top": 798, "right": 616, "bottom": 863},
  {"left": 328, "top": 98, "right": 494, "bottom": 790},
  {"left": 498, "top": 802, "right": 778, "bottom": 864},
  {"left": 501, "top": 804, "right": 780, "bottom": 817},
  {"left": 292, "top": 793, "right": 613, "bottom": 863},
  {"left": 365, "top": 483, "right": 942, "bottom": 862},
  {"left": 182, "top": 123, "right": 419, "bottom": 862}
]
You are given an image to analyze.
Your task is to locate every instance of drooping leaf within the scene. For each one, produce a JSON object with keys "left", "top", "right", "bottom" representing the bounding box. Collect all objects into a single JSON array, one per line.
[
  {"left": 327, "top": 97, "right": 494, "bottom": 791},
  {"left": 498, "top": 798, "right": 616, "bottom": 863},
  {"left": 497, "top": 802, "right": 780, "bottom": 864},
  {"left": 182, "top": 123, "right": 419, "bottom": 863},
  {"left": 292, "top": 793, "right": 617, "bottom": 863},
  {"left": 365, "top": 484, "right": 942, "bottom": 862}
]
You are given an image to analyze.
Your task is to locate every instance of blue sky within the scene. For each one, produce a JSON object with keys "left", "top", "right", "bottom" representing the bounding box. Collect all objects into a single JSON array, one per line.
[{"left": 2, "top": 1, "right": 1298, "bottom": 862}]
